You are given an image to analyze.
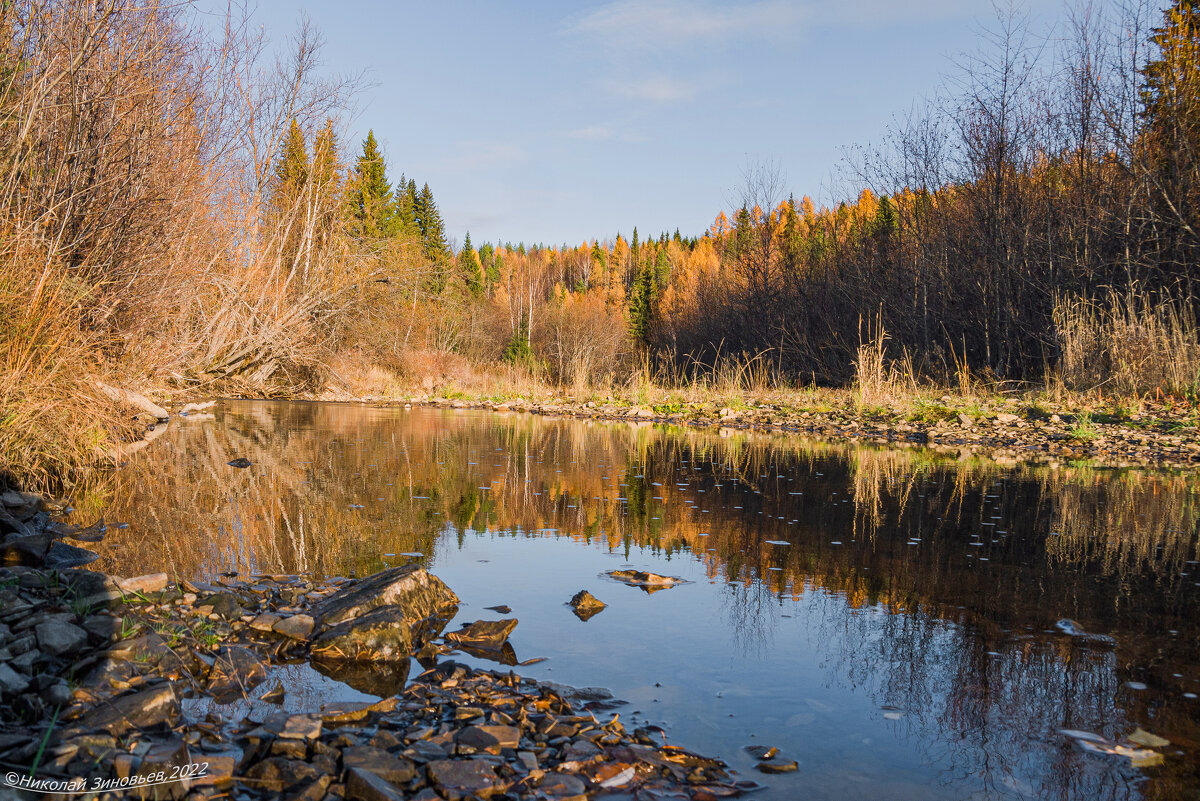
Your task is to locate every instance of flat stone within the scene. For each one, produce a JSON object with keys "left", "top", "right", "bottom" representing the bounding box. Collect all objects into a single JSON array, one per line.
[
  {"left": 427, "top": 759, "right": 499, "bottom": 799},
  {"left": 204, "top": 591, "right": 247, "bottom": 619},
  {"left": 310, "top": 565, "right": 459, "bottom": 630},
  {"left": 444, "top": 619, "right": 517, "bottom": 649},
  {"left": 457, "top": 725, "right": 520, "bottom": 754},
  {"left": 43, "top": 541, "right": 99, "bottom": 569},
  {"left": 35, "top": 618, "right": 88, "bottom": 657},
  {"left": 540, "top": 772, "right": 587, "bottom": 796},
  {"left": 267, "top": 713, "right": 322, "bottom": 741},
  {"left": 345, "top": 767, "right": 405, "bottom": 801},
  {"left": 250, "top": 612, "right": 281, "bottom": 632},
  {"left": 69, "top": 684, "right": 179, "bottom": 736},
  {"left": 755, "top": 759, "right": 798, "bottom": 774},
  {"left": 189, "top": 748, "right": 240, "bottom": 788},
  {"left": 116, "top": 573, "right": 169, "bottom": 595},
  {"left": 273, "top": 614, "right": 314, "bottom": 640},
  {"left": 342, "top": 745, "right": 416, "bottom": 783}
]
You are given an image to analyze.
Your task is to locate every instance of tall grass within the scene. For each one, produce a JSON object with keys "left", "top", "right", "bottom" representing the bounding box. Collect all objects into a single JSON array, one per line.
[{"left": 1054, "top": 289, "right": 1200, "bottom": 397}]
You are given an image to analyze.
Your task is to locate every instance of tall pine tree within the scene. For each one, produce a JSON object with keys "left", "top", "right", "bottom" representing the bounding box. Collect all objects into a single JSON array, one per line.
[
  {"left": 458, "top": 232, "right": 483, "bottom": 296},
  {"left": 415, "top": 182, "right": 450, "bottom": 263}
]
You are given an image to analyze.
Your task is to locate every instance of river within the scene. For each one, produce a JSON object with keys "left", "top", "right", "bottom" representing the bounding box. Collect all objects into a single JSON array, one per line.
[{"left": 78, "top": 400, "right": 1200, "bottom": 800}]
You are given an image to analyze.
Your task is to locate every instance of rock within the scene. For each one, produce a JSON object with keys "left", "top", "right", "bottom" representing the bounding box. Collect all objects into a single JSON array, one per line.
[
  {"left": 227, "top": 458, "right": 253, "bottom": 468},
  {"left": 320, "top": 697, "right": 400, "bottom": 725},
  {"left": 995, "top": 412, "right": 1020, "bottom": 424},
  {"left": 42, "top": 680, "right": 72, "bottom": 706},
  {"left": 457, "top": 725, "right": 520, "bottom": 754},
  {"left": 312, "top": 657, "right": 412, "bottom": 697},
  {"left": 249, "top": 612, "right": 281, "bottom": 631},
  {"left": 958, "top": 413, "right": 974, "bottom": 428},
  {"left": 311, "top": 606, "right": 421, "bottom": 661},
  {"left": 43, "top": 541, "right": 99, "bottom": 569},
  {"left": 540, "top": 772, "right": 587, "bottom": 796},
  {"left": 0, "top": 662, "right": 30, "bottom": 695},
  {"left": 81, "top": 614, "right": 123, "bottom": 643},
  {"left": 245, "top": 757, "right": 319, "bottom": 791},
  {"left": 272, "top": 613, "right": 314, "bottom": 640},
  {"left": 35, "top": 618, "right": 88, "bottom": 657},
  {"left": 444, "top": 618, "right": 517, "bottom": 650},
  {"left": 427, "top": 759, "right": 499, "bottom": 799},
  {"left": 0, "top": 532, "right": 51, "bottom": 565},
  {"left": 133, "top": 738, "right": 191, "bottom": 800},
  {"left": 567, "top": 590, "right": 607, "bottom": 621},
  {"left": 342, "top": 746, "right": 417, "bottom": 783},
  {"left": 116, "top": 573, "right": 169, "bottom": 595},
  {"left": 207, "top": 646, "right": 268, "bottom": 702},
  {"left": 755, "top": 759, "right": 798, "bottom": 774},
  {"left": 607, "top": 570, "right": 681, "bottom": 593},
  {"left": 204, "top": 591, "right": 247, "bottom": 619},
  {"left": 310, "top": 565, "right": 459, "bottom": 630},
  {"left": 345, "top": 767, "right": 405, "bottom": 801},
  {"left": 266, "top": 712, "right": 322, "bottom": 741},
  {"left": 69, "top": 684, "right": 179, "bottom": 736},
  {"left": 190, "top": 748, "right": 241, "bottom": 788}
]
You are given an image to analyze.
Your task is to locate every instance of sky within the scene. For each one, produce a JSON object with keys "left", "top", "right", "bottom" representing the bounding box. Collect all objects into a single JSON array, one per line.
[{"left": 243, "top": 0, "right": 1067, "bottom": 247}]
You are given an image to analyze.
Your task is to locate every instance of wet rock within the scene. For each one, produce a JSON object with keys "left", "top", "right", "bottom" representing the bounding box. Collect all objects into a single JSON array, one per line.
[
  {"left": 0, "top": 532, "right": 51, "bottom": 565},
  {"left": 345, "top": 766, "right": 405, "bottom": 801},
  {"left": 755, "top": 759, "right": 798, "bottom": 774},
  {"left": 311, "top": 565, "right": 459, "bottom": 630},
  {"left": 273, "top": 613, "right": 314, "bottom": 640},
  {"left": 444, "top": 618, "right": 517, "bottom": 650},
  {"left": 427, "top": 759, "right": 499, "bottom": 799},
  {"left": 69, "top": 683, "right": 179, "bottom": 736},
  {"left": 132, "top": 738, "right": 191, "bottom": 800},
  {"left": 311, "top": 606, "right": 421, "bottom": 661},
  {"left": 484, "top": 605, "right": 512, "bottom": 614},
  {"left": 342, "top": 745, "right": 417, "bottom": 783},
  {"left": 266, "top": 712, "right": 322, "bottom": 741},
  {"left": 744, "top": 745, "right": 778, "bottom": 760},
  {"left": 607, "top": 570, "right": 682, "bottom": 593},
  {"left": 249, "top": 612, "right": 281, "bottom": 631},
  {"left": 568, "top": 590, "right": 607, "bottom": 621},
  {"left": 35, "top": 618, "right": 88, "bottom": 657},
  {"left": 320, "top": 697, "right": 400, "bottom": 725},
  {"left": 540, "top": 772, "right": 587, "bottom": 796},
  {"left": 457, "top": 725, "right": 520, "bottom": 754},
  {"left": 116, "top": 573, "right": 169, "bottom": 595},
  {"left": 43, "top": 540, "right": 99, "bottom": 569},
  {"left": 81, "top": 613, "right": 123, "bottom": 643},
  {"left": 207, "top": 646, "right": 268, "bottom": 702}
]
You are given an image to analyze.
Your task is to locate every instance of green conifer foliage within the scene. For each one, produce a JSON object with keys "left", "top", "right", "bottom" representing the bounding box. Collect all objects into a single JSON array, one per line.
[
  {"left": 415, "top": 182, "right": 451, "bottom": 263},
  {"left": 459, "top": 232, "right": 483, "bottom": 296},
  {"left": 347, "top": 130, "right": 393, "bottom": 239}
]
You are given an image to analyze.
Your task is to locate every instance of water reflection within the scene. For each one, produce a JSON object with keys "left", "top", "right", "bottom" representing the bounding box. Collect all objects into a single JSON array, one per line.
[{"left": 75, "top": 401, "right": 1200, "bottom": 800}]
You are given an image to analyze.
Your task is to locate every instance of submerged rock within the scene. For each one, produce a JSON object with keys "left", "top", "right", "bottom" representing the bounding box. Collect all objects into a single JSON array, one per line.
[
  {"left": 607, "top": 569, "right": 683, "bottom": 593},
  {"left": 443, "top": 618, "right": 517, "bottom": 650},
  {"left": 567, "top": 589, "right": 607, "bottom": 620},
  {"left": 207, "top": 645, "right": 268, "bottom": 702}
]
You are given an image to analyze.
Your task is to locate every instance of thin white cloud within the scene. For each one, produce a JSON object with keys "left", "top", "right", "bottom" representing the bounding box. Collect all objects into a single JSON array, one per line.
[
  {"left": 608, "top": 75, "right": 700, "bottom": 103},
  {"left": 567, "top": 0, "right": 804, "bottom": 51}
]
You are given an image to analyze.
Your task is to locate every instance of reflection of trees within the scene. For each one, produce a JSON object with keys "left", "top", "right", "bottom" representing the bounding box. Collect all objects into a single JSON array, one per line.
[{"left": 81, "top": 402, "right": 1200, "bottom": 798}]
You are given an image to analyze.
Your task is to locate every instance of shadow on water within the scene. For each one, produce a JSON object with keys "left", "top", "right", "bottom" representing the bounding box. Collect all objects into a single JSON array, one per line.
[{"left": 71, "top": 401, "right": 1200, "bottom": 801}]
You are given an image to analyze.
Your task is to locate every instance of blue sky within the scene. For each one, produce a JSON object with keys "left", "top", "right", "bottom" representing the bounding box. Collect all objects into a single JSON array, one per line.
[{"left": 248, "top": 0, "right": 1063, "bottom": 247}]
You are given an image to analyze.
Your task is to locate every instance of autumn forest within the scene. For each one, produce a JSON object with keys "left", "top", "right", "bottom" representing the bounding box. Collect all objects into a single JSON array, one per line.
[{"left": 2, "top": 0, "right": 1200, "bottom": 485}]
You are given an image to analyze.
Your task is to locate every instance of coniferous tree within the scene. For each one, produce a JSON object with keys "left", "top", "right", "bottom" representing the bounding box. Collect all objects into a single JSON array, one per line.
[
  {"left": 269, "top": 119, "right": 309, "bottom": 266},
  {"left": 459, "top": 232, "right": 483, "bottom": 296},
  {"left": 415, "top": 182, "right": 451, "bottom": 263},
  {"left": 392, "top": 173, "right": 418, "bottom": 238},
  {"left": 347, "top": 130, "right": 393, "bottom": 239}
]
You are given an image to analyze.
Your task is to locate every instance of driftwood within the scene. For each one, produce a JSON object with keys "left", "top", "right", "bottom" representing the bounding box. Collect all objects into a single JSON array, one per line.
[{"left": 96, "top": 382, "right": 169, "bottom": 421}]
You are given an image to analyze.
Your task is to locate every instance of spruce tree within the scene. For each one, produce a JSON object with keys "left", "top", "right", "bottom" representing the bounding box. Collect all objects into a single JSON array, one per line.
[
  {"left": 393, "top": 173, "right": 418, "bottom": 237},
  {"left": 415, "top": 182, "right": 451, "bottom": 263},
  {"left": 269, "top": 119, "right": 309, "bottom": 266},
  {"left": 347, "top": 130, "right": 393, "bottom": 238},
  {"left": 459, "top": 232, "right": 483, "bottom": 296}
]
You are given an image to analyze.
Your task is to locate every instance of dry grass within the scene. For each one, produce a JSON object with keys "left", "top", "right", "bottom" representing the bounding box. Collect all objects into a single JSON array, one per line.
[{"left": 1054, "top": 289, "right": 1200, "bottom": 398}]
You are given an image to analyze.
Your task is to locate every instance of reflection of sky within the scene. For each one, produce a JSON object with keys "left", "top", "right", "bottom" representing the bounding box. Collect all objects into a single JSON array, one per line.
[{"left": 93, "top": 402, "right": 1200, "bottom": 800}]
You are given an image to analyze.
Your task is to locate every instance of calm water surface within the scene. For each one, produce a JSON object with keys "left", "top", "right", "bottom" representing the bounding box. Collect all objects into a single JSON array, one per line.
[{"left": 80, "top": 401, "right": 1200, "bottom": 800}]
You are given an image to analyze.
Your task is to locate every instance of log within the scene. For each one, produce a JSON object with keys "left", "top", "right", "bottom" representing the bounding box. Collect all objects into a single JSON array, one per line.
[{"left": 96, "top": 382, "right": 169, "bottom": 421}]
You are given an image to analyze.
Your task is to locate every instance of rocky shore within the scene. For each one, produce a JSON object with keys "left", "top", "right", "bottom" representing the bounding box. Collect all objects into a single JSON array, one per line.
[
  {"left": 394, "top": 395, "right": 1200, "bottom": 469},
  {"left": 0, "top": 493, "right": 766, "bottom": 801}
]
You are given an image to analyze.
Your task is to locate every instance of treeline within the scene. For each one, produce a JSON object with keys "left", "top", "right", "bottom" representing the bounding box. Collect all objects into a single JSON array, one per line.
[{"left": 407, "top": 1, "right": 1200, "bottom": 396}]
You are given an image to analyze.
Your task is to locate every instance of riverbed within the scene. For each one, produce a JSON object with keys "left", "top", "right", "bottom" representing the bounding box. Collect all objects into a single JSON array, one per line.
[{"left": 80, "top": 400, "right": 1200, "bottom": 800}]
